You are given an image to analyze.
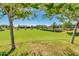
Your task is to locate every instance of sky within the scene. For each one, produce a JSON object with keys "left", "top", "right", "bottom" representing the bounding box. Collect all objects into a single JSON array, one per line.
[{"left": 0, "top": 10, "right": 62, "bottom": 27}]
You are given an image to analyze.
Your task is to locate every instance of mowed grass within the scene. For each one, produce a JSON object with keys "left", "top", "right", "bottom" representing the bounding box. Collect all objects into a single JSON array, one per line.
[{"left": 0, "top": 29, "right": 79, "bottom": 56}]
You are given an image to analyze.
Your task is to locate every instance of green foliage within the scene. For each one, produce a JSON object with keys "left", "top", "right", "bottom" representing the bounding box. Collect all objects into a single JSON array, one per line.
[
  {"left": 0, "top": 26, "right": 2, "bottom": 29},
  {"left": 51, "top": 22, "right": 57, "bottom": 28},
  {"left": 0, "top": 26, "right": 4, "bottom": 31},
  {"left": 51, "top": 22, "right": 57, "bottom": 31},
  {"left": 0, "top": 51, "right": 7, "bottom": 56},
  {"left": 0, "top": 4, "right": 35, "bottom": 20},
  {"left": 62, "top": 21, "right": 73, "bottom": 31},
  {"left": 38, "top": 4, "right": 79, "bottom": 21},
  {"left": 36, "top": 25, "right": 48, "bottom": 30}
]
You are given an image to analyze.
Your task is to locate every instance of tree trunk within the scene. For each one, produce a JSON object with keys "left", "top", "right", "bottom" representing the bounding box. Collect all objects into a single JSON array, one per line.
[
  {"left": 9, "top": 19, "right": 16, "bottom": 49},
  {"left": 70, "top": 22, "right": 79, "bottom": 44}
]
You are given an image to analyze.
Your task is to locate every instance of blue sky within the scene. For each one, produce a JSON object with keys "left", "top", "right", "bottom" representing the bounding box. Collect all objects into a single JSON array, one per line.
[{"left": 0, "top": 10, "right": 62, "bottom": 26}]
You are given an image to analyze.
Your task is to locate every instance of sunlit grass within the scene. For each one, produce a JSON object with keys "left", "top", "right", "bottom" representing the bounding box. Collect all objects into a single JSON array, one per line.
[{"left": 0, "top": 29, "right": 79, "bottom": 56}]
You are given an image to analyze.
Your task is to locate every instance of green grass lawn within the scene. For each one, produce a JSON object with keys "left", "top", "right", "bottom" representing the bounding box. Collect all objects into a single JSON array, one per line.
[{"left": 0, "top": 29, "right": 79, "bottom": 56}]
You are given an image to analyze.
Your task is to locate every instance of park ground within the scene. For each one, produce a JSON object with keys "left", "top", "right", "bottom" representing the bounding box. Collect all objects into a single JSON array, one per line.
[{"left": 0, "top": 29, "right": 79, "bottom": 56}]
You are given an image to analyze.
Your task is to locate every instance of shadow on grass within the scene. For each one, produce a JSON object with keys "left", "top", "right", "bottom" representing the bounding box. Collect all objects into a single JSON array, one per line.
[
  {"left": 74, "top": 44, "right": 79, "bottom": 46},
  {"left": 67, "top": 32, "right": 79, "bottom": 36},
  {"left": 0, "top": 48, "right": 15, "bottom": 56},
  {"left": 63, "top": 47, "right": 78, "bottom": 56}
]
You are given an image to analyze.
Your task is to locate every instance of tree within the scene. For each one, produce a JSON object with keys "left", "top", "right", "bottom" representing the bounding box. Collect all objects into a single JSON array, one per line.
[
  {"left": 0, "top": 26, "right": 2, "bottom": 30},
  {"left": 21, "top": 4, "right": 79, "bottom": 44},
  {"left": 51, "top": 22, "right": 57, "bottom": 31},
  {"left": 17, "top": 25, "right": 20, "bottom": 30},
  {"left": 35, "top": 4, "right": 79, "bottom": 44},
  {"left": 62, "top": 21, "right": 73, "bottom": 31},
  {"left": 0, "top": 4, "right": 33, "bottom": 49}
]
